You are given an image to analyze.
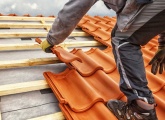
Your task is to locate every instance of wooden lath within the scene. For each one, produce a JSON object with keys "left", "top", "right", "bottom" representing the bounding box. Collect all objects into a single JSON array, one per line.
[
  {"left": 0, "top": 41, "right": 102, "bottom": 51},
  {"left": 0, "top": 16, "right": 55, "bottom": 21},
  {"left": 0, "top": 23, "right": 52, "bottom": 29},
  {"left": 0, "top": 15, "right": 103, "bottom": 120},
  {"left": 0, "top": 57, "right": 61, "bottom": 69},
  {"left": 0, "top": 80, "right": 49, "bottom": 96},
  {"left": 0, "top": 31, "right": 90, "bottom": 38},
  {"left": 28, "top": 112, "right": 65, "bottom": 120}
]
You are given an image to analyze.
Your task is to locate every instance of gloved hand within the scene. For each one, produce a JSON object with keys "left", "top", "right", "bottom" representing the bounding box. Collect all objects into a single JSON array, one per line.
[
  {"left": 40, "top": 40, "right": 53, "bottom": 53},
  {"left": 149, "top": 44, "right": 165, "bottom": 74}
]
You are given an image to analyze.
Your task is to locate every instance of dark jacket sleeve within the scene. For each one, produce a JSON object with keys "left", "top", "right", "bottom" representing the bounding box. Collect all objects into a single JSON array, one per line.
[
  {"left": 136, "top": 0, "right": 153, "bottom": 4},
  {"left": 47, "top": 0, "right": 97, "bottom": 45},
  {"left": 158, "top": 31, "right": 165, "bottom": 45}
]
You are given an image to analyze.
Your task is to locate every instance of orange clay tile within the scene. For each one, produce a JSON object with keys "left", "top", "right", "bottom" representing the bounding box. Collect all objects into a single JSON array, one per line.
[
  {"left": 44, "top": 69, "right": 104, "bottom": 112},
  {"left": 104, "top": 16, "right": 116, "bottom": 24},
  {"left": 106, "top": 21, "right": 115, "bottom": 27},
  {"left": 141, "top": 48, "right": 155, "bottom": 59},
  {"left": 143, "top": 55, "right": 151, "bottom": 67},
  {"left": 146, "top": 65, "right": 165, "bottom": 81},
  {"left": 154, "top": 86, "right": 165, "bottom": 102},
  {"left": 51, "top": 46, "right": 82, "bottom": 64},
  {"left": 143, "top": 41, "right": 157, "bottom": 50},
  {"left": 77, "top": 17, "right": 90, "bottom": 27},
  {"left": 85, "top": 48, "right": 116, "bottom": 73},
  {"left": 94, "top": 16, "right": 111, "bottom": 24},
  {"left": 92, "top": 29, "right": 110, "bottom": 41},
  {"left": 96, "top": 22, "right": 113, "bottom": 31},
  {"left": 81, "top": 21, "right": 101, "bottom": 33},
  {"left": 8, "top": 13, "right": 17, "bottom": 16},
  {"left": 84, "top": 70, "right": 124, "bottom": 100},
  {"left": 78, "top": 16, "right": 115, "bottom": 47},
  {"left": 154, "top": 95, "right": 165, "bottom": 120},
  {"left": 44, "top": 69, "right": 123, "bottom": 112},
  {"left": 69, "top": 48, "right": 116, "bottom": 76},
  {"left": 41, "top": 15, "right": 165, "bottom": 120},
  {"left": 106, "top": 27, "right": 113, "bottom": 33},
  {"left": 104, "top": 16, "right": 116, "bottom": 22},
  {"left": 36, "top": 14, "right": 44, "bottom": 17},
  {"left": 59, "top": 102, "right": 117, "bottom": 120},
  {"left": 107, "top": 68, "right": 120, "bottom": 84},
  {"left": 23, "top": 14, "right": 31, "bottom": 17},
  {"left": 85, "top": 15, "right": 101, "bottom": 24},
  {"left": 70, "top": 49, "right": 103, "bottom": 76},
  {"left": 0, "top": 13, "right": 4, "bottom": 16},
  {"left": 150, "top": 46, "right": 157, "bottom": 52},
  {"left": 145, "top": 70, "right": 165, "bottom": 93}
]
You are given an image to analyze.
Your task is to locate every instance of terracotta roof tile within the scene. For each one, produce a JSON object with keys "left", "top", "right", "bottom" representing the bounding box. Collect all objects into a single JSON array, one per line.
[
  {"left": 8, "top": 13, "right": 17, "bottom": 16},
  {"left": 85, "top": 15, "right": 101, "bottom": 24},
  {"left": 52, "top": 46, "right": 82, "bottom": 64},
  {"left": 41, "top": 15, "right": 165, "bottom": 120},
  {"left": 146, "top": 71, "right": 165, "bottom": 93},
  {"left": 96, "top": 22, "right": 113, "bottom": 31},
  {"left": 44, "top": 69, "right": 123, "bottom": 112},
  {"left": 59, "top": 102, "right": 117, "bottom": 120},
  {"left": 81, "top": 21, "right": 101, "bottom": 33},
  {"left": 94, "top": 16, "right": 111, "bottom": 24},
  {"left": 154, "top": 95, "right": 165, "bottom": 120},
  {"left": 23, "top": 14, "right": 31, "bottom": 17},
  {"left": 85, "top": 48, "right": 116, "bottom": 73},
  {"left": 70, "top": 49, "right": 104, "bottom": 76}
]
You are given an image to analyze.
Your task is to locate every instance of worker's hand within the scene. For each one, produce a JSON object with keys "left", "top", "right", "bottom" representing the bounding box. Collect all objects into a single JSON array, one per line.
[
  {"left": 40, "top": 40, "right": 53, "bottom": 53},
  {"left": 149, "top": 44, "right": 165, "bottom": 74}
]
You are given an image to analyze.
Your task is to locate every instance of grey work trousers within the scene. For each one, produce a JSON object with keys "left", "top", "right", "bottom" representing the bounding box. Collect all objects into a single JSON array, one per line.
[{"left": 111, "top": 0, "right": 165, "bottom": 104}]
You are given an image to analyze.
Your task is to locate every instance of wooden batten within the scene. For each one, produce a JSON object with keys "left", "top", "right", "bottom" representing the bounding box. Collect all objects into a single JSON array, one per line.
[
  {"left": 0, "top": 23, "right": 52, "bottom": 28},
  {"left": 0, "top": 80, "right": 49, "bottom": 96},
  {"left": 0, "top": 41, "right": 102, "bottom": 51},
  {"left": 0, "top": 57, "right": 61, "bottom": 69},
  {"left": 0, "top": 32, "right": 90, "bottom": 38},
  {"left": 0, "top": 16, "right": 55, "bottom": 21},
  {"left": 28, "top": 112, "right": 65, "bottom": 120}
]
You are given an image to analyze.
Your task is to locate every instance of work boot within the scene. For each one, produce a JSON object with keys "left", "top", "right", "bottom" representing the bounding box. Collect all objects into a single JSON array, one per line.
[{"left": 106, "top": 99, "right": 158, "bottom": 120}]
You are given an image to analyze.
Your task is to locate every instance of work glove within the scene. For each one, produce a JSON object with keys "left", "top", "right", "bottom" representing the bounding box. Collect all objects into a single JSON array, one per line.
[
  {"left": 40, "top": 40, "right": 53, "bottom": 53},
  {"left": 149, "top": 44, "right": 165, "bottom": 74}
]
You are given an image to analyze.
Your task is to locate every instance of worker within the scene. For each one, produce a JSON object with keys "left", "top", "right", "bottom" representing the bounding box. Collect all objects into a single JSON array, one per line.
[{"left": 40, "top": 0, "right": 165, "bottom": 119}]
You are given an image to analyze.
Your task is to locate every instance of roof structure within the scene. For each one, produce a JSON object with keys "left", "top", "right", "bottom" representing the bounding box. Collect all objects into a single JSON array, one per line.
[{"left": 0, "top": 14, "right": 164, "bottom": 120}]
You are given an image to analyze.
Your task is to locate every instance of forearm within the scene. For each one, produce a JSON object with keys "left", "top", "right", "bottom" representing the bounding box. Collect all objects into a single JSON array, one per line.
[
  {"left": 47, "top": 0, "right": 97, "bottom": 45},
  {"left": 158, "top": 31, "right": 165, "bottom": 45}
]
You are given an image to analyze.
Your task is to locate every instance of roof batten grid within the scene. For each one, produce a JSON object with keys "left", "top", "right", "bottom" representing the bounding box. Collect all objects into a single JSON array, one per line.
[
  {"left": 0, "top": 14, "right": 104, "bottom": 119},
  {"left": 0, "top": 14, "right": 165, "bottom": 120}
]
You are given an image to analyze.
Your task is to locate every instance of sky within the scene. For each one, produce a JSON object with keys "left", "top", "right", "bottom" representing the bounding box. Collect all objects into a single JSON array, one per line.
[{"left": 0, "top": 0, "right": 116, "bottom": 17}]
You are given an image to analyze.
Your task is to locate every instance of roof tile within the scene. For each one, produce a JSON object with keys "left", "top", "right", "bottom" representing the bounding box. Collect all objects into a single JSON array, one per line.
[
  {"left": 44, "top": 69, "right": 123, "bottom": 112},
  {"left": 42, "top": 15, "right": 165, "bottom": 119},
  {"left": 52, "top": 46, "right": 82, "bottom": 64},
  {"left": 59, "top": 102, "right": 117, "bottom": 120}
]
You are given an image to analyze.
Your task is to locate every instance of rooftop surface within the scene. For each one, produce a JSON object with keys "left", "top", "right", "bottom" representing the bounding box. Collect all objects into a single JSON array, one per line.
[{"left": 0, "top": 14, "right": 164, "bottom": 120}]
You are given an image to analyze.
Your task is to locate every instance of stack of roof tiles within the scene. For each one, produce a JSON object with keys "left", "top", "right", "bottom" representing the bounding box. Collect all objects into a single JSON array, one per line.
[{"left": 43, "top": 15, "right": 165, "bottom": 120}]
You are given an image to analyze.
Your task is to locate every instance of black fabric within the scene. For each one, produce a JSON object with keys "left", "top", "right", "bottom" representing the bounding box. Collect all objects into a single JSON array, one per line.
[
  {"left": 110, "top": 0, "right": 165, "bottom": 107},
  {"left": 111, "top": 41, "right": 155, "bottom": 104},
  {"left": 127, "top": 9, "right": 165, "bottom": 46},
  {"left": 158, "top": 31, "right": 165, "bottom": 44},
  {"left": 104, "top": 2, "right": 111, "bottom": 9},
  {"left": 136, "top": 0, "right": 153, "bottom": 4}
]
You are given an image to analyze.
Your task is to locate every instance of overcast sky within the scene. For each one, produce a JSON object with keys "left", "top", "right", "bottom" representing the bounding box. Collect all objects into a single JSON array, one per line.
[{"left": 0, "top": 0, "right": 116, "bottom": 17}]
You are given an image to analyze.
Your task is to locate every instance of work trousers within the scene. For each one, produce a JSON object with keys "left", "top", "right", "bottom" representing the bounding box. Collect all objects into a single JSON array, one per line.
[{"left": 111, "top": 0, "right": 165, "bottom": 104}]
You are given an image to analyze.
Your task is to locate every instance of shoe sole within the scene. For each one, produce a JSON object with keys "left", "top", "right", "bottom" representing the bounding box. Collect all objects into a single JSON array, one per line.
[{"left": 106, "top": 101, "right": 120, "bottom": 120}]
